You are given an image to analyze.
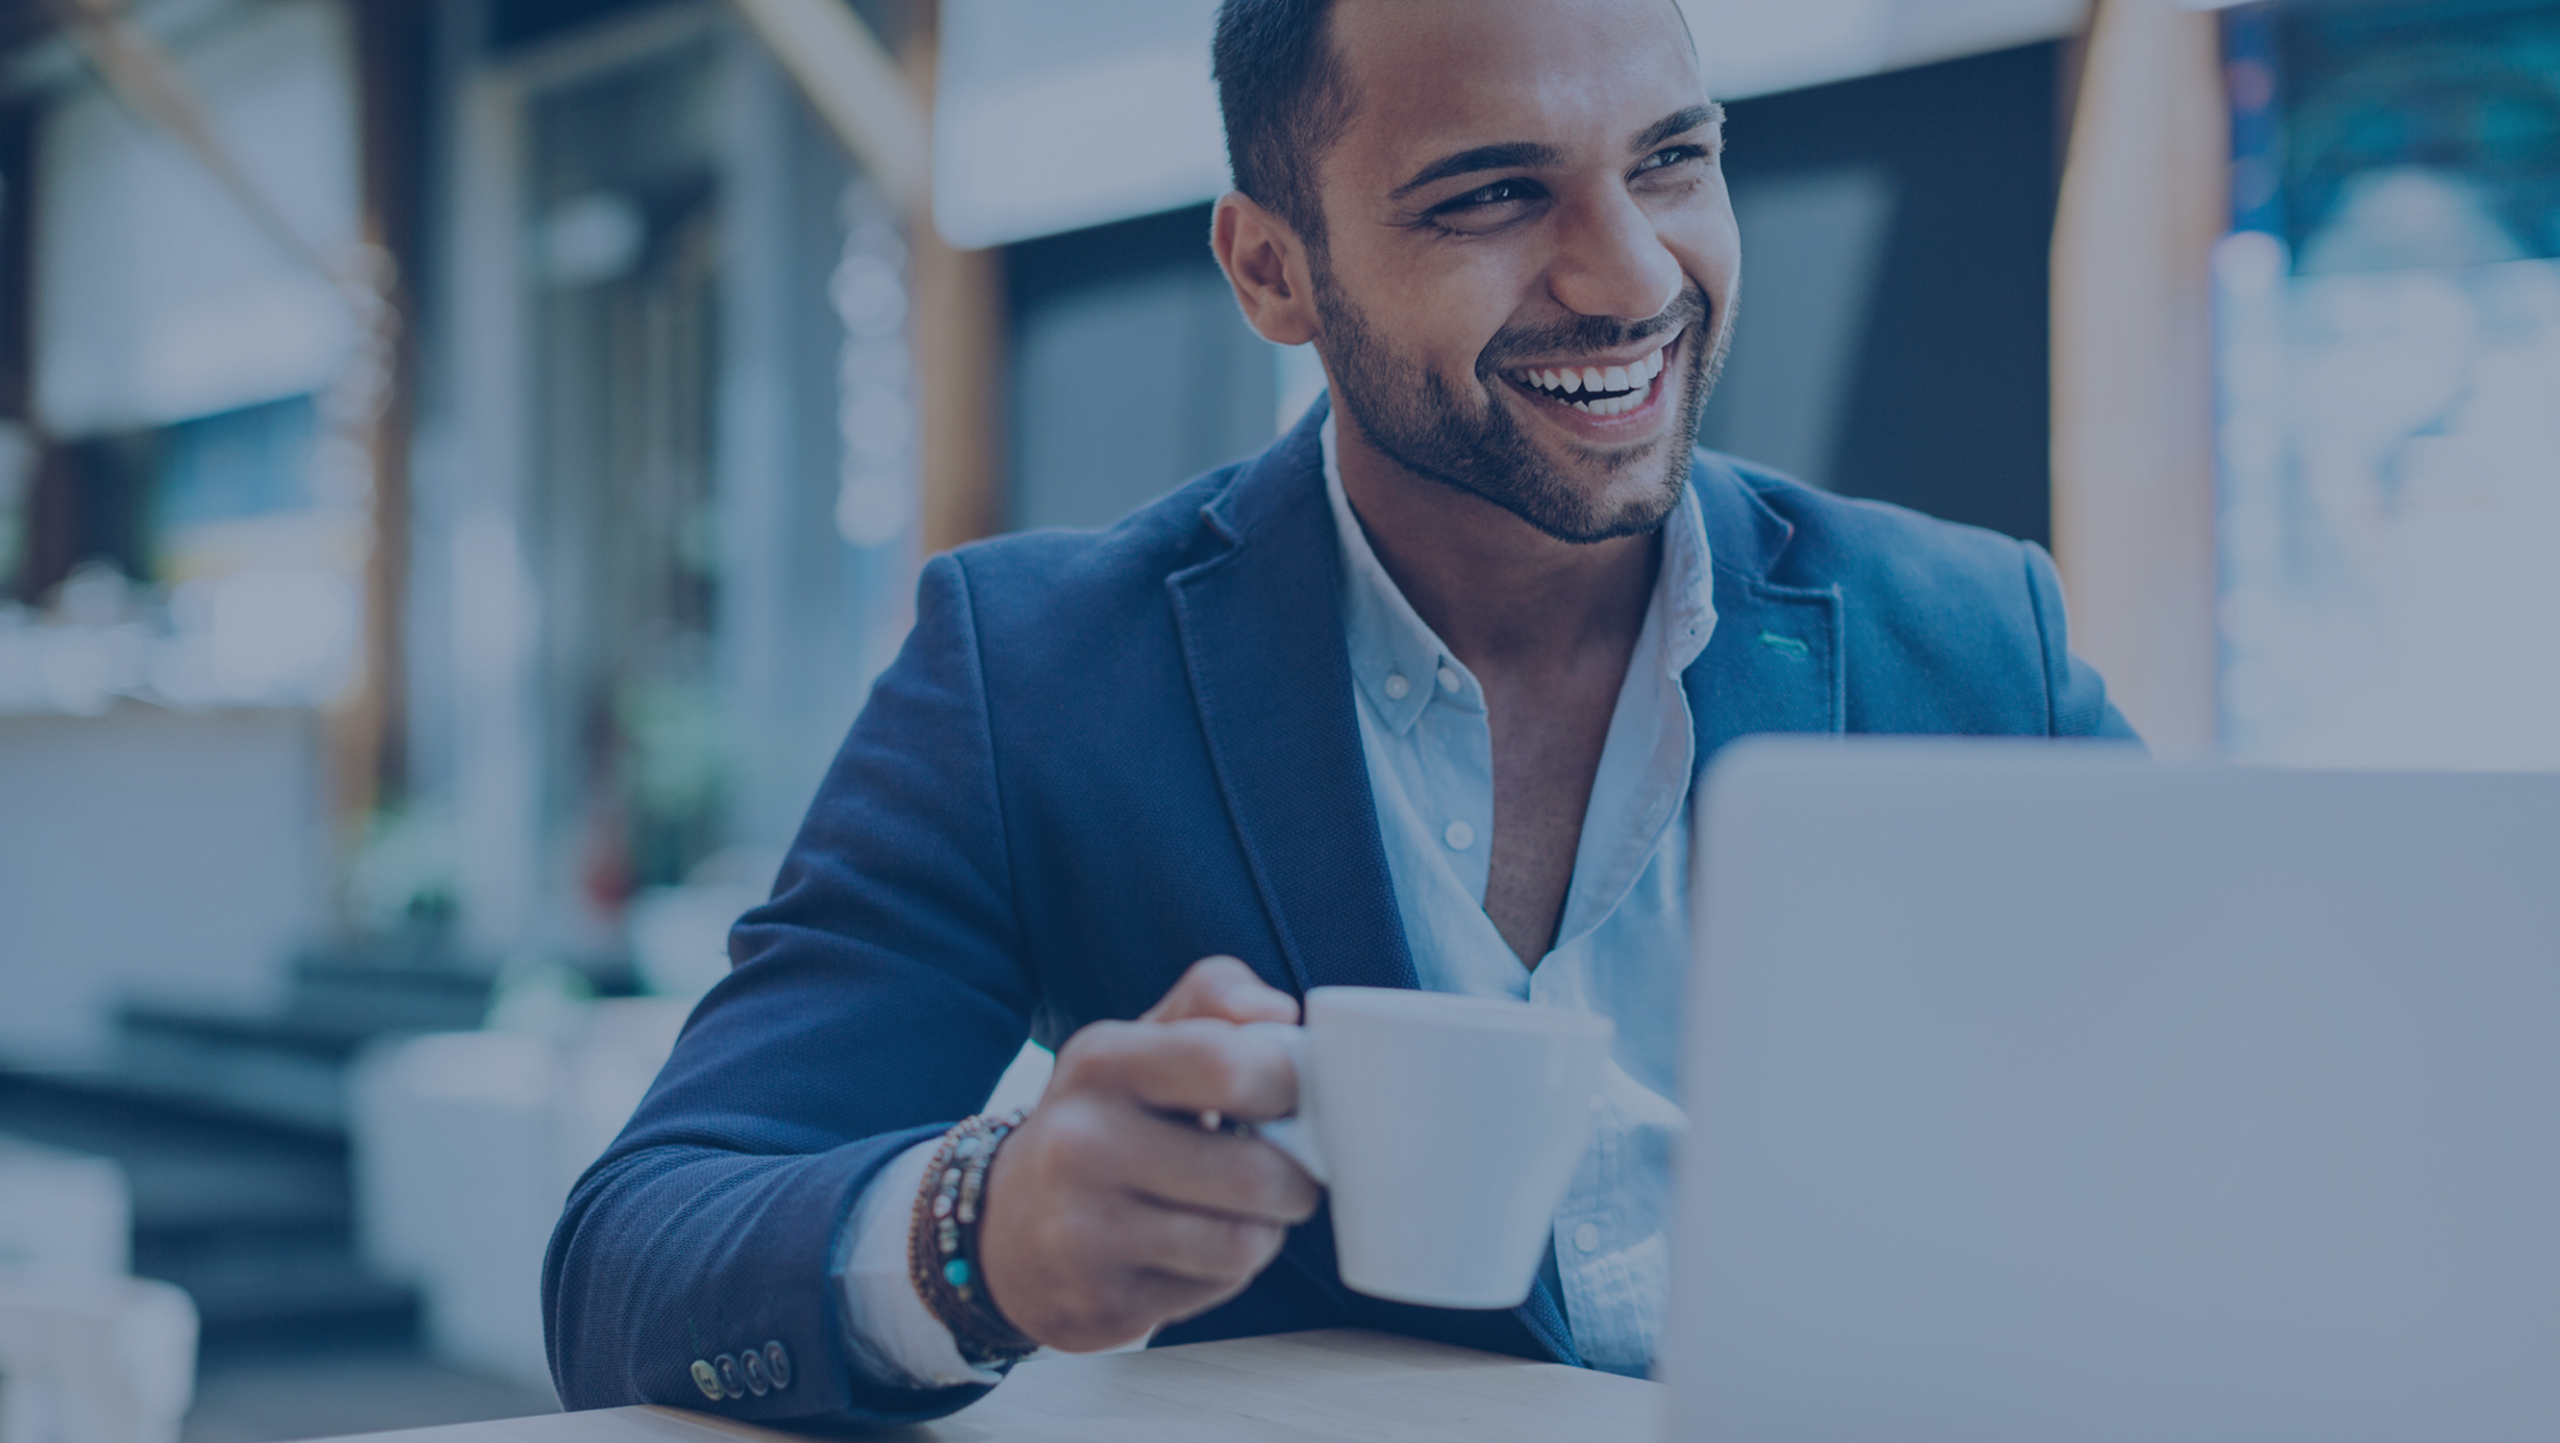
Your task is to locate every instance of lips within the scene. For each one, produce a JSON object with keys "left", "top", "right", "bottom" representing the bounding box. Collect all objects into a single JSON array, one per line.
[{"left": 1501, "top": 328, "right": 1681, "bottom": 418}]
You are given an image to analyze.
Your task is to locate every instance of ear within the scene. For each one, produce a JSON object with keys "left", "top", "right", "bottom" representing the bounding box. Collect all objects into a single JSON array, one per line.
[{"left": 1212, "top": 191, "right": 1319, "bottom": 347}]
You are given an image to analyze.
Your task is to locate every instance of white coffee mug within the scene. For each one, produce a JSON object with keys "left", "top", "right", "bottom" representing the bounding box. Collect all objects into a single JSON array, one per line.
[{"left": 1245, "top": 986, "right": 1614, "bottom": 1309}]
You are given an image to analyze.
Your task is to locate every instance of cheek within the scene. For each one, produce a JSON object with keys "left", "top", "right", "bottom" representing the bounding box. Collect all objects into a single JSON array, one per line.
[
  {"left": 1338, "top": 232, "right": 1541, "bottom": 379},
  {"left": 1665, "top": 185, "right": 1742, "bottom": 309}
]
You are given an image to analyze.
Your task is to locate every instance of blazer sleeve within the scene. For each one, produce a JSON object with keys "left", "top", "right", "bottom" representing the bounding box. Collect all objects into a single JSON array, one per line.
[
  {"left": 2020, "top": 540, "right": 2143, "bottom": 743},
  {"left": 543, "top": 553, "right": 1036, "bottom": 1427}
]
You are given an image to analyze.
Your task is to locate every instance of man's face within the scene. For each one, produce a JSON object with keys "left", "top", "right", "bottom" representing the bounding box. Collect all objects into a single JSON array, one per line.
[{"left": 1308, "top": 0, "right": 1739, "bottom": 543}]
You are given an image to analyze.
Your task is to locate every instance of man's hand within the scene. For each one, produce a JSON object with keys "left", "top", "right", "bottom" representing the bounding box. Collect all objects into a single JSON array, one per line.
[{"left": 976, "top": 957, "right": 1320, "bottom": 1353}]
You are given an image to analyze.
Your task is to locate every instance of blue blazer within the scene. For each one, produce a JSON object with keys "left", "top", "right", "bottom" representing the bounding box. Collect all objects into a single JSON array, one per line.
[{"left": 543, "top": 399, "right": 2134, "bottom": 1427}]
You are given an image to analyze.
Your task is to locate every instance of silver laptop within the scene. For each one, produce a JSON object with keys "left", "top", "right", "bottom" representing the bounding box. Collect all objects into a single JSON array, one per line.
[{"left": 1668, "top": 739, "right": 2560, "bottom": 1443}]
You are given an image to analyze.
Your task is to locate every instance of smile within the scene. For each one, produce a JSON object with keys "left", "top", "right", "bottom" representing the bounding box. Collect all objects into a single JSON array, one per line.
[{"left": 1501, "top": 329, "right": 1681, "bottom": 418}]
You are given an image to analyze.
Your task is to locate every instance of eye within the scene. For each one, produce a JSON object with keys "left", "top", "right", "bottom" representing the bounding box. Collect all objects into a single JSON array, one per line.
[
  {"left": 1440, "top": 177, "right": 1540, "bottom": 212},
  {"left": 1634, "top": 144, "right": 1710, "bottom": 177},
  {"left": 1415, "top": 175, "right": 1548, "bottom": 236}
]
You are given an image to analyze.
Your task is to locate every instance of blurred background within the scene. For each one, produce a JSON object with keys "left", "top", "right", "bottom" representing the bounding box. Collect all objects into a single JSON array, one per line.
[{"left": 0, "top": 0, "right": 2551, "bottom": 1440}]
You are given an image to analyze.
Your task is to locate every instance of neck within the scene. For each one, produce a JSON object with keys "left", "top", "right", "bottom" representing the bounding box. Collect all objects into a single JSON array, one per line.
[{"left": 1333, "top": 410, "right": 1660, "bottom": 673}]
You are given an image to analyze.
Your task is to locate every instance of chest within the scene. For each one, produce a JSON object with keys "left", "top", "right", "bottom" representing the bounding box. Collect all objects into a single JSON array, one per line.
[{"left": 1481, "top": 655, "right": 1639, "bottom": 961}]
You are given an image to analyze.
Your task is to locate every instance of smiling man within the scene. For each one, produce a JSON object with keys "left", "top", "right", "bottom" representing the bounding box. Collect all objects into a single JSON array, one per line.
[{"left": 542, "top": 0, "right": 2134, "bottom": 1427}]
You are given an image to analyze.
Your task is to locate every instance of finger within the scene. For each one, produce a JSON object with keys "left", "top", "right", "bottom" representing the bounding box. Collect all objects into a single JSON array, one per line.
[
  {"left": 1019, "top": 1089, "right": 1312, "bottom": 1222},
  {"left": 1057, "top": 1017, "right": 1299, "bottom": 1120},
  {"left": 1142, "top": 956, "right": 1301, "bottom": 1026},
  {"left": 1057, "top": 1270, "right": 1245, "bottom": 1353},
  {"left": 1112, "top": 1112, "right": 1321, "bottom": 1224},
  {"left": 1117, "top": 1204, "right": 1289, "bottom": 1286}
]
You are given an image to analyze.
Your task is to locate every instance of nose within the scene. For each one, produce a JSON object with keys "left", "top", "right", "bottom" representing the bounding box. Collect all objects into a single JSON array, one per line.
[{"left": 1546, "top": 184, "right": 1684, "bottom": 325}]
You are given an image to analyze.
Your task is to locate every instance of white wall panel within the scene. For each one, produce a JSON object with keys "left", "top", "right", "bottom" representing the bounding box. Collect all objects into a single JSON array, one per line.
[
  {"left": 0, "top": 707, "right": 320, "bottom": 1062},
  {"left": 34, "top": 0, "right": 359, "bottom": 436},
  {"left": 933, "top": 0, "right": 2088, "bottom": 248}
]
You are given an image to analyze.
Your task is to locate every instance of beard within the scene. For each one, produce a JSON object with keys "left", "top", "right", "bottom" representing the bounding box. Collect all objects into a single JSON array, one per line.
[{"left": 1311, "top": 263, "right": 1731, "bottom": 544}]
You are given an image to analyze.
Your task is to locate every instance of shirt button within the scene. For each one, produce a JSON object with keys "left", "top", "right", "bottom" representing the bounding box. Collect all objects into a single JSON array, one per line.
[
  {"left": 1384, "top": 672, "right": 1411, "bottom": 700},
  {"left": 1436, "top": 666, "right": 1461, "bottom": 694},
  {"left": 1444, "top": 821, "right": 1474, "bottom": 850},
  {"left": 1574, "top": 1223, "right": 1602, "bottom": 1253}
]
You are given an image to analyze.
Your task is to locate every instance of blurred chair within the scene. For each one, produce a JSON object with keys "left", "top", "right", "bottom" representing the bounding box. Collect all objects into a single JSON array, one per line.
[
  {"left": 0, "top": 1137, "right": 129, "bottom": 1281},
  {"left": 348, "top": 1000, "right": 1053, "bottom": 1393},
  {"left": 347, "top": 1001, "right": 692, "bottom": 1393},
  {"left": 0, "top": 1136, "right": 196, "bottom": 1443}
]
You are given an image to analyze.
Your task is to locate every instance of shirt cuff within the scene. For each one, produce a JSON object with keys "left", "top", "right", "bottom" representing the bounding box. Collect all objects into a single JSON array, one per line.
[{"left": 839, "top": 1136, "right": 1006, "bottom": 1390}]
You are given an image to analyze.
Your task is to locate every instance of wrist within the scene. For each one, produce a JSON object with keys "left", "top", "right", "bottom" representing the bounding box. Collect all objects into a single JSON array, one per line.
[{"left": 906, "top": 1110, "right": 1041, "bottom": 1368}]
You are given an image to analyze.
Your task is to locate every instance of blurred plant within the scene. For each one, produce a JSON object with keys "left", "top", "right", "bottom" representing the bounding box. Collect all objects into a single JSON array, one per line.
[
  {"left": 0, "top": 421, "right": 31, "bottom": 595},
  {"left": 615, "top": 676, "right": 726, "bottom": 889},
  {"left": 616, "top": 676, "right": 723, "bottom": 821},
  {"left": 483, "top": 954, "right": 597, "bottom": 1039},
  {"left": 343, "top": 801, "right": 460, "bottom": 937}
]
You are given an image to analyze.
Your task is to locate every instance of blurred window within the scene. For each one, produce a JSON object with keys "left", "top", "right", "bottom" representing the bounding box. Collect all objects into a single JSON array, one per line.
[
  {"left": 525, "top": 39, "right": 728, "bottom": 901},
  {"left": 1007, "top": 204, "right": 1276, "bottom": 532},
  {"left": 2216, "top": 0, "right": 2560, "bottom": 771},
  {"left": 431, "top": 12, "right": 916, "bottom": 948},
  {"left": 1699, "top": 44, "right": 2063, "bottom": 543},
  {"left": 1, "top": 0, "right": 366, "bottom": 712},
  {"left": 33, "top": 0, "right": 358, "bottom": 435}
]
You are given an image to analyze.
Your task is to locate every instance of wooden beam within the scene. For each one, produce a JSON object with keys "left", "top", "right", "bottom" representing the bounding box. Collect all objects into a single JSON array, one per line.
[
  {"left": 2049, "top": 0, "right": 2225, "bottom": 758},
  {"left": 903, "top": 1, "right": 1005, "bottom": 552},
  {"left": 337, "top": 0, "right": 431, "bottom": 822},
  {"left": 725, "top": 0, "right": 929, "bottom": 212},
  {"left": 726, "top": 0, "right": 995, "bottom": 546}
]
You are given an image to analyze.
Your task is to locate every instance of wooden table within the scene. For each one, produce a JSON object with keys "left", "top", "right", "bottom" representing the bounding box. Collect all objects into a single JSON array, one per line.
[{"left": 315, "top": 1331, "right": 1662, "bottom": 1442}]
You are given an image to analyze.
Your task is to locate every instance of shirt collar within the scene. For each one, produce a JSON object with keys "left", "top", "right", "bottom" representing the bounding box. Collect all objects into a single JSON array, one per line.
[{"left": 1321, "top": 413, "right": 1717, "bottom": 736}]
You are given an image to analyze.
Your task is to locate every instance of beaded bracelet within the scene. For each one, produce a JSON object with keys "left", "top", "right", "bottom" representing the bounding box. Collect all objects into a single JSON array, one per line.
[{"left": 906, "top": 1108, "right": 1040, "bottom": 1368}]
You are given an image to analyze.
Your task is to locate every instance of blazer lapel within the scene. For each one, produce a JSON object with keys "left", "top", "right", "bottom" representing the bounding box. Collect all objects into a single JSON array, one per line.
[
  {"left": 1170, "top": 405, "right": 1578, "bottom": 1361},
  {"left": 1166, "top": 401, "right": 1418, "bottom": 997},
  {"left": 1686, "top": 454, "right": 1845, "bottom": 762}
]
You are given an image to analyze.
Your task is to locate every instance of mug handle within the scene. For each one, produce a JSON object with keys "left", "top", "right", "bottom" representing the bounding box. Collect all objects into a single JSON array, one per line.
[{"left": 1240, "top": 1020, "right": 1328, "bottom": 1185}]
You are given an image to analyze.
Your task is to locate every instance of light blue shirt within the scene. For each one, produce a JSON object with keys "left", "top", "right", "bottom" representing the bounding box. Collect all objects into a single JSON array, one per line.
[
  {"left": 844, "top": 422, "right": 1717, "bottom": 1392},
  {"left": 1321, "top": 417, "right": 1715, "bottom": 1375}
]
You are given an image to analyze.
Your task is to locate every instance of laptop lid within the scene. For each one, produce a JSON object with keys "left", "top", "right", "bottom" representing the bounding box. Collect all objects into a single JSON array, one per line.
[{"left": 1669, "top": 739, "right": 2560, "bottom": 1443}]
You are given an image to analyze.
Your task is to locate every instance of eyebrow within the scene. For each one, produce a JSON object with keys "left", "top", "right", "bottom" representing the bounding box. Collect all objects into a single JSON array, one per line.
[
  {"left": 1390, "top": 102, "right": 1729, "bottom": 201},
  {"left": 1391, "top": 141, "right": 1564, "bottom": 200},
  {"left": 1639, "top": 102, "right": 1724, "bottom": 152}
]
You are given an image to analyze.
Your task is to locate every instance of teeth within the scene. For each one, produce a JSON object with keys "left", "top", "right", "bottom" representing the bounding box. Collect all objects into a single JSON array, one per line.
[
  {"left": 1565, "top": 391, "right": 1637, "bottom": 416},
  {"left": 1510, "top": 337, "right": 1679, "bottom": 414}
]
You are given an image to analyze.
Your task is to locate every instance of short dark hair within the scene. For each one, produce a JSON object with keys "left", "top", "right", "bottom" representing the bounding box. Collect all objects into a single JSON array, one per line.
[{"left": 1212, "top": 0, "right": 1355, "bottom": 247}]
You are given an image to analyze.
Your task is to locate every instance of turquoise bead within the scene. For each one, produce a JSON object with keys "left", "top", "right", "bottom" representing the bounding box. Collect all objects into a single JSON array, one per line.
[{"left": 944, "top": 1259, "right": 971, "bottom": 1286}]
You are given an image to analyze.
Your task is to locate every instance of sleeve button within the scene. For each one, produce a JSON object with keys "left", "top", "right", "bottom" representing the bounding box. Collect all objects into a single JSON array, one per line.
[
  {"left": 740, "top": 1349, "right": 771, "bottom": 1396},
  {"left": 763, "top": 1341, "right": 793, "bottom": 1390},
  {"left": 714, "top": 1354, "right": 744, "bottom": 1398},
  {"left": 689, "top": 1360, "right": 723, "bottom": 1400}
]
